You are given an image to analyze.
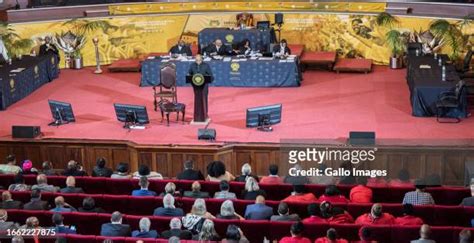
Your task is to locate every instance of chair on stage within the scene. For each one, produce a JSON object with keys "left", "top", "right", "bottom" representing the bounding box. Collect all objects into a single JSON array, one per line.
[
  {"left": 153, "top": 63, "right": 186, "bottom": 126},
  {"left": 436, "top": 80, "right": 466, "bottom": 123},
  {"left": 458, "top": 49, "right": 473, "bottom": 78}
]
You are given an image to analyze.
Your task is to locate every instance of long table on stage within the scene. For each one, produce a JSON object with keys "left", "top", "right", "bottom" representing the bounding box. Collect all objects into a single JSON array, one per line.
[
  {"left": 0, "top": 54, "right": 59, "bottom": 110},
  {"left": 407, "top": 54, "right": 467, "bottom": 117},
  {"left": 140, "top": 57, "right": 301, "bottom": 87},
  {"left": 198, "top": 28, "right": 275, "bottom": 52}
]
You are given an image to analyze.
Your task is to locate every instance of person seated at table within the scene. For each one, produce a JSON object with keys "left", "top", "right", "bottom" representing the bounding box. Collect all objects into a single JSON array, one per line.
[
  {"left": 169, "top": 39, "right": 192, "bottom": 57},
  {"left": 236, "top": 12, "right": 254, "bottom": 28},
  {"left": 272, "top": 39, "right": 291, "bottom": 57},
  {"left": 235, "top": 39, "right": 252, "bottom": 56},
  {"left": 39, "top": 36, "right": 59, "bottom": 60},
  {"left": 204, "top": 39, "right": 231, "bottom": 56},
  {"left": 0, "top": 38, "right": 9, "bottom": 62}
]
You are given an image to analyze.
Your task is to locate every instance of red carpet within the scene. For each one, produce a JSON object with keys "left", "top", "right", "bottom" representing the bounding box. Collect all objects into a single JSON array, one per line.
[{"left": 0, "top": 66, "right": 473, "bottom": 146}]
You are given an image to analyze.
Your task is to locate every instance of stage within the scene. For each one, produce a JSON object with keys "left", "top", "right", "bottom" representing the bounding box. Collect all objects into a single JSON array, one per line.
[{"left": 0, "top": 65, "right": 473, "bottom": 147}]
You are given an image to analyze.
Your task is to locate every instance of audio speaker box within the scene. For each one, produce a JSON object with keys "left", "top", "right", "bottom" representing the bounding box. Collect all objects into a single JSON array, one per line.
[
  {"left": 275, "top": 13, "right": 284, "bottom": 25},
  {"left": 12, "top": 126, "right": 41, "bottom": 139},
  {"left": 198, "top": 128, "right": 216, "bottom": 141},
  {"left": 348, "top": 131, "right": 375, "bottom": 145}
]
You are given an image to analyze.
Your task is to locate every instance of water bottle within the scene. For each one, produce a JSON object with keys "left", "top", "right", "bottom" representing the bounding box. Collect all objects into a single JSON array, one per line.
[
  {"left": 438, "top": 58, "right": 442, "bottom": 66},
  {"left": 416, "top": 49, "right": 419, "bottom": 57},
  {"left": 441, "top": 65, "right": 446, "bottom": 81}
]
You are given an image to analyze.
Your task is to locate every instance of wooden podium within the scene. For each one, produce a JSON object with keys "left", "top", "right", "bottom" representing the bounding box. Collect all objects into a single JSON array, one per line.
[{"left": 186, "top": 74, "right": 212, "bottom": 124}]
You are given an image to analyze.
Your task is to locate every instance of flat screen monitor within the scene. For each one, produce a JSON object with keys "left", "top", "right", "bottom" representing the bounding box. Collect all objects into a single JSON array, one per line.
[
  {"left": 246, "top": 104, "right": 282, "bottom": 128},
  {"left": 48, "top": 100, "right": 75, "bottom": 126},
  {"left": 114, "top": 103, "right": 150, "bottom": 126}
]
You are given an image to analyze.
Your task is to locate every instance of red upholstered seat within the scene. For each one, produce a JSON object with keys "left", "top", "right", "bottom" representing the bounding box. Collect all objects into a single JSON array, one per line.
[
  {"left": 372, "top": 186, "right": 413, "bottom": 203},
  {"left": 127, "top": 196, "right": 162, "bottom": 216},
  {"left": 105, "top": 178, "right": 135, "bottom": 195},
  {"left": 463, "top": 207, "right": 474, "bottom": 226},
  {"left": 300, "top": 51, "right": 337, "bottom": 63},
  {"left": 199, "top": 181, "right": 221, "bottom": 196},
  {"left": 76, "top": 177, "right": 107, "bottom": 194},
  {"left": 0, "top": 174, "right": 15, "bottom": 187},
  {"left": 430, "top": 226, "right": 458, "bottom": 243},
  {"left": 63, "top": 212, "right": 102, "bottom": 235},
  {"left": 288, "top": 44, "right": 305, "bottom": 57},
  {"left": 5, "top": 209, "right": 49, "bottom": 227},
  {"left": 390, "top": 225, "right": 421, "bottom": 243},
  {"left": 64, "top": 234, "right": 97, "bottom": 243},
  {"left": 427, "top": 187, "right": 471, "bottom": 206},
  {"left": 240, "top": 220, "right": 270, "bottom": 242},
  {"left": 346, "top": 203, "right": 372, "bottom": 219},
  {"left": 302, "top": 223, "right": 330, "bottom": 240},
  {"left": 258, "top": 183, "right": 293, "bottom": 200},
  {"left": 268, "top": 221, "right": 293, "bottom": 241},
  {"left": 330, "top": 224, "right": 360, "bottom": 241},
  {"left": 124, "top": 238, "right": 157, "bottom": 243},
  {"left": 23, "top": 174, "right": 37, "bottom": 185},
  {"left": 148, "top": 179, "right": 176, "bottom": 194},
  {"left": 96, "top": 236, "right": 126, "bottom": 243},
  {"left": 10, "top": 191, "right": 31, "bottom": 203},
  {"left": 47, "top": 175, "right": 67, "bottom": 188},
  {"left": 213, "top": 218, "right": 240, "bottom": 236},
  {"left": 362, "top": 225, "right": 392, "bottom": 242},
  {"left": 434, "top": 205, "right": 464, "bottom": 226},
  {"left": 101, "top": 195, "right": 130, "bottom": 213},
  {"left": 334, "top": 58, "right": 372, "bottom": 74}
]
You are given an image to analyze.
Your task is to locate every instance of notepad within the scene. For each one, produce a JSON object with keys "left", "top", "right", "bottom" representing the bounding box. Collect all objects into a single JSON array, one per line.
[
  {"left": 10, "top": 68, "right": 25, "bottom": 73},
  {"left": 419, "top": 65, "right": 431, "bottom": 69}
]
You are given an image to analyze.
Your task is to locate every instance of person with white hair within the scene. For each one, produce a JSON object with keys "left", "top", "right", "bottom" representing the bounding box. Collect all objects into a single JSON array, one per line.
[
  {"left": 193, "top": 219, "right": 220, "bottom": 241},
  {"left": 0, "top": 209, "right": 19, "bottom": 230},
  {"left": 217, "top": 200, "right": 244, "bottom": 220},
  {"left": 240, "top": 177, "right": 266, "bottom": 200},
  {"left": 160, "top": 218, "right": 192, "bottom": 240},
  {"left": 182, "top": 198, "right": 215, "bottom": 234},
  {"left": 153, "top": 194, "right": 184, "bottom": 216},
  {"left": 132, "top": 217, "right": 158, "bottom": 238},
  {"left": 235, "top": 163, "right": 259, "bottom": 182},
  {"left": 159, "top": 182, "right": 180, "bottom": 197}
]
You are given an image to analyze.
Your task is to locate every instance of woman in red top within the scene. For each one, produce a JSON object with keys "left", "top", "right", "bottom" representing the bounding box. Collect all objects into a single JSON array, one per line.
[
  {"left": 302, "top": 203, "right": 327, "bottom": 224},
  {"left": 318, "top": 185, "right": 348, "bottom": 204},
  {"left": 314, "top": 228, "right": 348, "bottom": 243},
  {"left": 279, "top": 222, "right": 311, "bottom": 243}
]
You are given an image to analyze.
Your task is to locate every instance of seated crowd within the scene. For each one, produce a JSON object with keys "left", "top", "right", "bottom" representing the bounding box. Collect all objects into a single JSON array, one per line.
[{"left": 0, "top": 155, "right": 472, "bottom": 242}]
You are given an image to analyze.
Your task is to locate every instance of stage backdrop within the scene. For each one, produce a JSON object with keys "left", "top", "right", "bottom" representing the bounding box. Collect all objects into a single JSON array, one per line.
[{"left": 8, "top": 5, "right": 473, "bottom": 68}]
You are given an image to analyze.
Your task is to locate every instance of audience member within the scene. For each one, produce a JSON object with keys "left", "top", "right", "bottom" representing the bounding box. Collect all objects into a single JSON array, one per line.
[
  {"left": 52, "top": 213, "right": 76, "bottom": 234},
  {"left": 310, "top": 164, "right": 336, "bottom": 185},
  {"left": 50, "top": 196, "right": 76, "bottom": 212},
  {"left": 217, "top": 200, "right": 244, "bottom": 220},
  {"left": 20, "top": 160, "right": 38, "bottom": 175},
  {"left": 410, "top": 224, "right": 436, "bottom": 243},
  {"left": 394, "top": 204, "right": 424, "bottom": 226},
  {"left": 350, "top": 177, "right": 373, "bottom": 203},
  {"left": 1, "top": 191, "right": 22, "bottom": 209},
  {"left": 279, "top": 221, "right": 311, "bottom": 243},
  {"left": 182, "top": 198, "right": 214, "bottom": 234},
  {"left": 62, "top": 160, "right": 87, "bottom": 176},
  {"left": 131, "top": 217, "right": 158, "bottom": 238},
  {"left": 183, "top": 181, "right": 210, "bottom": 198},
  {"left": 168, "top": 236, "right": 180, "bottom": 243},
  {"left": 8, "top": 173, "right": 30, "bottom": 191},
  {"left": 283, "top": 185, "right": 318, "bottom": 202},
  {"left": 319, "top": 185, "right": 349, "bottom": 203},
  {"left": 206, "top": 161, "right": 235, "bottom": 182},
  {"left": 11, "top": 236, "right": 24, "bottom": 243},
  {"left": 132, "top": 176, "right": 157, "bottom": 196},
  {"left": 240, "top": 177, "right": 266, "bottom": 200},
  {"left": 214, "top": 180, "right": 237, "bottom": 199},
  {"left": 100, "top": 211, "right": 131, "bottom": 237},
  {"left": 133, "top": 164, "right": 163, "bottom": 180},
  {"left": 302, "top": 203, "right": 327, "bottom": 223},
  {"left": 459, "top": 229, "right": 471, "bottom": 243},
  {"left": 19, "top": 216, "right": 40, "bottom": 229},
  {"left": 244, "top": 195, "right": 273, "bottom": 220},
  {"left": 315, "top": 228, "right": 348, "bottom": 243},
  {"left": 31, "top": 174, "right": 58, "bottom": 192},
  {"left": 60, "top": 176, "right": 85, "bottom": 193},
  {"left": 327, "top": 207, "right": 354, "bottom": 224},
  {"left": 0, "top": 209, "right": 19, "bottom": 230},
  {"left": 366, "top": 177, "right": 388, "bottom": 187},
  {"left": 159, "top": 182, "right": 180, "bottom": 197},
  {"left": 222, "top": 225, "right": 249, "bottom": 243},
  {"left": 92, "top": 157, "right": 113, "bottom": 177},
  {"left": 78, "top": 197, "right": 105, "bottom": 213},
  {"left": 353, "top": 227, "right": 378, "bottom": 243},
  {"left": 111, "top": 162, "right": 131, "bottom": 179},
  {"left": 0, "top": 155, "right": 21, "bottom": 175},
  {"left": 23, "top": 190, "right": 49, "bottom": 210},
  {"left": 154, "top": 194, "right": 184, "bottom": 216},
  {"left": 460, "top": 179, "right": 474, "bottom": 206},
  {"left": 176, "top": 160, "right": 204, "bottom": 181},
  {"left": 160, "top": 217, "right": 192, "bottom": 240},
  {"left": 284, "top": 164, "right": 310, "bottom": 185},
  {"left": 355, "top": 203, "right": 395, "bottom": 225},
  {"left": 271, "top": 202, "right": 300, "bottom": 221},
  {"left": 260, "top": 164, "right": 284, "bottom": 184},
  {"left": 389, "top": 169, "right": 414, "bottom": 187},
  {"left": 234, "top": 163, "right": 259, "bottom": 182},
  {"left": 402, "top": 179, "right": 435, "bottom": 205},
  {"left": 193, "top": 219, "right": 220, "bottom": 241},
  {"left": 41, "top": 161, "right": 56, "bottom": 176},
  {"left": 338, "top": 161, "right": 356, "bottom": 185}
]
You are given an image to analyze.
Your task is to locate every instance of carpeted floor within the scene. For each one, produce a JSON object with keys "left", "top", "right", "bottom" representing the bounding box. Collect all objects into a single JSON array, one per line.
[{"left": 0, "top": 66, "right": 472, "bottom": 146}]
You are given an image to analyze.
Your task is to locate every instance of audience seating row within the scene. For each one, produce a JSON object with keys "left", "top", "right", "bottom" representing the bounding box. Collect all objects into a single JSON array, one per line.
[
  {"left": 41, "top": 234, "right": 209, "bottom": 243},
  {"left": 0, "top": 174, "right": 469, "bottom": 205},
  {"left": 5, "top": 210, "right": 473, "bottom": 243},
  {"left": 4, "top": 190, "right": 474, "bottom": 227}
]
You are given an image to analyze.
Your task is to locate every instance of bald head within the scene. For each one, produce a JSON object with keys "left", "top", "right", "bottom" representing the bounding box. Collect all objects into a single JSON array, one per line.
[
  {"left": 192, "top": 181, "right": 201, "bottom": 192},
  {"left": 0, "top": 209, "right": 7, "bottom": 222},
  {"left": 66, "top": 176, "right": 76, "bottom": 187},
  {"left": 2, "top": 191, "right": 11, "bottom": 201},
  {"left": 255, "top": 195, "right": 265, "bottom": 204},
  {"left": 54, "top": 196, "right": 65, "bottom": 207},
  {"left": 420, "top": 224, "right": 431, "bottom": 239},
  {"left": 37, "top": 174, "right": 47, "bottom": 184}
]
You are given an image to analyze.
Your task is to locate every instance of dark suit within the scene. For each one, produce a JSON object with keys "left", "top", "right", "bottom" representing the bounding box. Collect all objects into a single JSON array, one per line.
[
  {"left": 270, "top": 214, "right": 301, "bottom": 221},
  {"left": 161, "top": 229, "right": 193, "bottom": 240},
  {"left": 55, "top": 226, "right": 77, "bottom": 234},
  {"left": 1, "top": 200, "right": 23, "bottom": 209},
  {"left": 177, "top": 169, "right": 204, "bottom": 181},
  {"left": 204, "top": 44, "right": 231, "bottom": 56},
  {"left": 132, "top": 230, "right": 159, "bottom": 238},
  {"left": 39, "top": 43, "right": 59, "bottom": 57},
  {"left": 188, "top": 62, "right": 213, "bottom": 122},
  {"left": 153, "top": 207, "right": 184, "bottom": 217},
  {"left": 183, "top": 191, "right": 209, "bottom": 199},
  {"left": 23, "top": 199, "right": 49, "bottom": 211},
  {"left": 92, "top": 167, "right": 113, "bottom": 177},
  {"left": 60, "top": 186, "right": 84, "bottom": 194},
  {"left": 244, "top": 203, "right": 273, "bottom": 220},
  {"left": 461, "top": 196, "right": 474, "bottom": 206},
  {"left": 238, "top": 46, "right": 252, "bottom": 56},
  {"left": 170, "top": 44, "right": 192, "bottom": 56},
  {"left": 272, "top": 45, "right": 291, "bottom": 55},
  {"left": 100, "top": 223, "right": 131, "bottom": 237},
  {"left": 235, "top": 174, "right": 259, "bottom": 183},
  {"left": 78, "top": 207, "right": 106, "bottom": 213}
]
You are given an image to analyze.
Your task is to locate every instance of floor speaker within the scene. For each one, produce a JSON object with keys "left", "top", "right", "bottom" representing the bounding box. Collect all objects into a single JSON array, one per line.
[
  {"left": 348, "top": 131, "right": 375, "bottom": 145},
  {"left": 12, "top": 126, "right": 41, "bottom": 139}
]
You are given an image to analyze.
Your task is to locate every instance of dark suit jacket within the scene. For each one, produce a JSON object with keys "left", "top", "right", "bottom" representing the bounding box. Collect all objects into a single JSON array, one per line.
[
  {"left": 244, "top": 203, "right": 273, "bottom": 220},
  {"left": 100, "top": 223, "right": 131, "bottom": 237},
  {"left": 62, "top": 169, "right": 87, "bottom": 177},
  {"left": 161, "top": 229, "right": 193, "bottom": 240},
  {"left": 270, "top": 214, "right": 301, "bottom": 221},
  {"left": 272, "top": 45, "right": 291, "bottom": 55},
  {"left": 177, "top": 169, "right": 204, "bottom": 181},
  {"left": 78, "top": 207, "right": 106, "bottom": 213},
  {"left": 235, "top": 174, "right": 259, "bottom": 182},
  {"left": 170, "top": 44, "right": 192, "bottom": 56},
  {"left": 39, "top": 44, "right": 59, "bottom": 56},
  {"left": 132, "top": 230, "right": 159, "bottom": 238},
  {"left": 60, "top": 186, "right": 84, "bottom": 194},
  {"left": 205, "top": 44, "right": 231, "bottom": 56},
  {"left": 153, "top": 207, "right": 184, "bottom": 217},
  {"left": 92, "top": 167, "right": 113, "bottom": 177},
  {"left": 461, "top": 196, "right": 474, "bottom": 206},
  {"left": 188, "top": 62, "right": 213, "bottom": 81},
  {"left": 23, "top": 200, "right": 49, "bottom": 210},
  {"left": 183, "top": 191, "right": 209, "bottom": 199},
  {"left": 1, "top": 200, "right": 23, "bottom": 209},
  {"left": 55, "top": 226, "right": 77, "bottom": 234}
]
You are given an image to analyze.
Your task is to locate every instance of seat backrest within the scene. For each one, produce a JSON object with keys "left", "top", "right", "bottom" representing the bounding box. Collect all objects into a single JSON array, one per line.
[
  {"left": 160, "top": 63, "right": 177, "bottom": 89},
  {"left": 463, "top": 49, "right": 473, "bottom": 70}
]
